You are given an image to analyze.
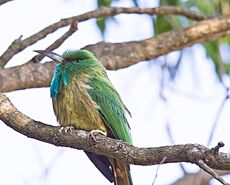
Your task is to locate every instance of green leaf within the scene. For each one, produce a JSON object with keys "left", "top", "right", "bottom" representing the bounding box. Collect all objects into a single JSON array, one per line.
[
  {"left": 153, "top": 14, "right": 181, "bottom": 34},
  {"left": 97, "top": 0, "right": 111, "bottom": 7},
  {"left": 153, "top": 0, "right": 182, "bottom": 35},
  {"left": 195, "top": 0, "right": 220, "bottom": 15},
  {"left": 154, "top": 15, "right": 173, "bottom": 34},
  {"left": 96, "top": 17, "right": 106, "bottom": 36},
  {"left": 159, "top": 0, "right": 179, "bottom": 6},
  {"left": 96, "top": 0, "right": 112, "bottom": 37}
]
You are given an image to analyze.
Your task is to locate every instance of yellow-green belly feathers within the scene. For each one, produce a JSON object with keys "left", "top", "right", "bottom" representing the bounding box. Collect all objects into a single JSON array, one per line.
[{"left": 53, "top": 74, "right": 107, "bottom": 133}]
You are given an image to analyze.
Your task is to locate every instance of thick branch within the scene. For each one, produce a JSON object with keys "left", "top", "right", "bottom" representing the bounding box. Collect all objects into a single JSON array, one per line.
[
  {"left": 0, "top": 6, "right": 205, "bottom": 67},
  {"left": 0, "top": 15, "right": 230, "bottom": 92},
  {"left": 0, "top": 92, "right": 230, "bottom": 170}
]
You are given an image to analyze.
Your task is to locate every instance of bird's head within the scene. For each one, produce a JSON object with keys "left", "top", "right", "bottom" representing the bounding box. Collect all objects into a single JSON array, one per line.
[{"left": 34, "top": 49, "right": 96, "bottom": 64}]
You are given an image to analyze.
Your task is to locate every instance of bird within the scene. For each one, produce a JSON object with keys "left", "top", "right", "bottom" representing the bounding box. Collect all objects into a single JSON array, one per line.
[{"left": 34, "top": 49, "right": 133, "bottom": 185}]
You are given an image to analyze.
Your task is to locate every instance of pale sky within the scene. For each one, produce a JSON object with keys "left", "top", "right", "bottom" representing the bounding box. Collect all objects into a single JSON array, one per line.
[{"left": 0, "top": 0, "right": 230, "bottom": 185}]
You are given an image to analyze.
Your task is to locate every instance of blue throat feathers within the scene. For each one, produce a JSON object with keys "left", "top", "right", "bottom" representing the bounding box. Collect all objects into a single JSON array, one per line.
[{"left": 50, "top": 64, "right": 69, "bottom": 101}]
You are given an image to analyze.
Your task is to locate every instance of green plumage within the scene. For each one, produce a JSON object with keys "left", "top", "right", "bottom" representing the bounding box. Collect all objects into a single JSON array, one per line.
[
  {"left": 51, "top": 50, "right": 132, "bottom": 144},
  {"left": 88, "top": 76, "right": 132, "bottom": 144},
  {"left": 36, "top": 49, "right": 133, "bottom": 184}
]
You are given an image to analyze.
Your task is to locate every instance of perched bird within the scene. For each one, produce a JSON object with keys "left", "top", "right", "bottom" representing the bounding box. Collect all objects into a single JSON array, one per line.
[{"left": 35, "top": 49, "right": 133, "bottom": 185}]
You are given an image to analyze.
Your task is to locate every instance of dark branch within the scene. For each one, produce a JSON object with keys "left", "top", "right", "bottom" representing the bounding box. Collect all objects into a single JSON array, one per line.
[
  {"left": 0, "top": 0, "right": 13, "bottom": 6},
  {"left": 0, "top": 92, "right": 230, "bottom": 170},
  {"left": 0, "top": 6, "right": 206, "bottom": 67}
]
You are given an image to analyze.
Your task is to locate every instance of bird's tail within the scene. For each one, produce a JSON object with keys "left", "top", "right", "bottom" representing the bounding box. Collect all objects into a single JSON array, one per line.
[{"left": 109, "top": 158, "right": 133, "bottom": 185}]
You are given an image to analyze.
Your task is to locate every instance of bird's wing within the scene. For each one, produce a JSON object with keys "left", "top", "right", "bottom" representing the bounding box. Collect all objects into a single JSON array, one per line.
[{"left": 88, "top": 76, "right": 132, "bottom": 144}]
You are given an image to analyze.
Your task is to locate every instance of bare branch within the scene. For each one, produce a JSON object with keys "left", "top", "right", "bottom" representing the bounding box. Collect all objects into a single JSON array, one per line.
[
  {"left": 0, "top": 6, "right": 206, "bottom": 67},
  {"left": 152, "top": 156, "right": 168, "bottom": 185},
  {"left": 0, "top": 0, "right": 13, "bottom": 6},
  {"left": 171, "top": 170, "right": 230, "bottom": 185},
  {"left": 211, "top": 141, "right": 225, "bottom": 155},
  {"left": 0, "top": 62, "right": 55, "bottom": 92},
  {"left": 73, "top": 6, "right": 206, "bottom": 21},
  {"left": 1, "top": 92, "right": 230, "bottom": 171},
  {"left": 0, "top": 15, "right": 230, "bottom": 92},
  {"left": 0, "top": 20, "right": 74, "bottom": 68},
  {"left": 30, "top": 21, "right": 78, "bottom": 63},
  {"left": 196, "top": 160, "right": 230, "bottom": 185}
]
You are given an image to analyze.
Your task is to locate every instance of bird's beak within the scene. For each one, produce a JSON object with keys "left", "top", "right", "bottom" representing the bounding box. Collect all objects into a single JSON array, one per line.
[{"left": 34, "top": 50, "right": 64, "bottom": 63}]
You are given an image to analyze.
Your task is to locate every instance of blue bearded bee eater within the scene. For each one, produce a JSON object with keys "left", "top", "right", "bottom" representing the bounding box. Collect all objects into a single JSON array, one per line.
[{"left": 34, "top": 49, "right": 133, "bottom": 185}]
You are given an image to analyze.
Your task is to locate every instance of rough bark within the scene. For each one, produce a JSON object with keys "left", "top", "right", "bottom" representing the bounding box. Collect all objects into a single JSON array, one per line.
[
  {"left": 0, "top": 15, "right": 230, "bottom": 93},
  {"left": 1, "top": 5, "right": 230, "bottom": 185},
  {"left": 0, "top": 6, "right": 205, "bottom": 67},
  {"left": 0, "top": 92, "right": 230, "bottom": 171}
]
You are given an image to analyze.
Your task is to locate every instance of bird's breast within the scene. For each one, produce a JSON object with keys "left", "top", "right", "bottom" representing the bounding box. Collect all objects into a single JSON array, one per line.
[{"left": 52, "top": 75, "right": 107, "bottom": 132}]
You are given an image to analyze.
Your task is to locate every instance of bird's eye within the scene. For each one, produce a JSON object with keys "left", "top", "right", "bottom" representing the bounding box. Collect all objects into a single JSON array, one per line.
[{"left": 63, "top": 58, "right": 79, "bottom": 63}]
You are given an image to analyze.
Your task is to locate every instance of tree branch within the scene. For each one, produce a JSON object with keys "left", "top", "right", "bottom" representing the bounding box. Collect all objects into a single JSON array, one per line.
[
  {"left": 0, "top": 6, "right": 206, "bottom": 67},
  {"left": 171, "top": 170, "right": 230, "bottom": 185},
  {"left": 0, "top": 92, "right": 230, "bottom": 171},
  {"left": 0, "top": 0, "right": 13, "bottom": 6},
  {"left": 30, "top": 21, "right": 78, "bottom": 63},
  {"left": 196, "top": 159, "right": 230, "bottom": 185},
  {"left": 0, "top": 15, "right": 230, "bottom": 92}
]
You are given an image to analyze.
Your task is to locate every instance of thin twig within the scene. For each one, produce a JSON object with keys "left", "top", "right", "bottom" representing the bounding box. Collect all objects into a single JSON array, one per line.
[
  {"left": 196, "top": 159, "right": 230, "bottom": 185},
  {"left": 152, "top": 156, "right": 167, "bottom": 185},
  {"left": 21, "top": 149, "right": 65, "bottom": 185},
  {"left": 0, "top": 20, "right": 74, "bottom": 68},
  {"left": 30, "top": 21, "right": 78, "bottom": 63},
  {"left": 207, "top": 87, "right": 230, "bottom": 146},
  {"left": 0, "top": 6, "right": 206, "bottom": 67},
  {"left": 211, "top": 141, "right": 225, "bottom": 155},
  {"left": 169, "top": 50, "right": 183, "bottom": 80}
]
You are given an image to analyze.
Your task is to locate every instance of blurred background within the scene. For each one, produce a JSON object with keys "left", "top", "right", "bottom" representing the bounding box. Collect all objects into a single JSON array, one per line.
[{"left": 0, "top": 0, "right": 230, "bottom": 184}]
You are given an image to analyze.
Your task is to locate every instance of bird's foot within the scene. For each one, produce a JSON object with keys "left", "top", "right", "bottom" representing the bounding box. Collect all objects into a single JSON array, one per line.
[
  {"left": 90, "top": 129, "right": 107, "bottom": 136},
  {"left": 59, "top": 126, "right": 74, "bottom": 134},
  {"left": 89, "top": 130, "right": 107, "bottom": 142}
]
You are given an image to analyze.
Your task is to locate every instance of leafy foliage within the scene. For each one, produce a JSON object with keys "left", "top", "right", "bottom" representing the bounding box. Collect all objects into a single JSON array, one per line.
[
  {"left": 96, "top": 0, "right": 112, "bottom": 37},
  {"left": 96, "top": 0, "right": 230, "bottom": 78},
  {"left": 194, "top": 0, "right": 230, "bottom": 79}
]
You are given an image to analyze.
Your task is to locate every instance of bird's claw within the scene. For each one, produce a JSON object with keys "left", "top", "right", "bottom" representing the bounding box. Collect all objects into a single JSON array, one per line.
[
  {"left": 90, "top": 129, "right": 107, "bottom": 136},
  {"left": 89, "top": 130, "right": 107, "bottom": 142},
  {"left": 59, "top": 126, "right": 74, "bottom": 133}
]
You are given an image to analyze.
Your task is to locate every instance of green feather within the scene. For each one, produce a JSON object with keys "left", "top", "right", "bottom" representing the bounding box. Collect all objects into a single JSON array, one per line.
[
  {"left": 50, "top": 49, "right": 132, "bottom": 144},
  {"left": 41, "top": 49, "right": 133, "bottom": 184},
  {"left": 88, "top": 76, "right": 132, "bottom": 144}
]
